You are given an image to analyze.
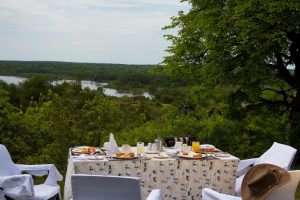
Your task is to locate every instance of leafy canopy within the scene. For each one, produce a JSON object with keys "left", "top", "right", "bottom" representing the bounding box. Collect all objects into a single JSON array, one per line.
[{"left": 161, "top": 0, "right": 300, "bottom": 149}]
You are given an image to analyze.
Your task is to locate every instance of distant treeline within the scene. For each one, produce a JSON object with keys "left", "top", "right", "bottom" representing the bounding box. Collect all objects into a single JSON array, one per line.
[{"left": 0, "top": 61, "right": 187, "bottom": 89}]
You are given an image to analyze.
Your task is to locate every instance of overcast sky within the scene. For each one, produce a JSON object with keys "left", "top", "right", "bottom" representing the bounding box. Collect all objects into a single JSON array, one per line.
[{"left": 0, "top": 0, "right": 189, "bottom": 64}]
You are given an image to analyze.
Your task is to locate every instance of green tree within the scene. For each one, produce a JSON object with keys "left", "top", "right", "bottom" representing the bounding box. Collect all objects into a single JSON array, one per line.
[
  {"left": 161, "top": 0, "right": 300, "bottom": 150},
  {"left": 20, "top": 84, "right": 123, "bottom": 173},
  {"left": 19, "top": 76, "right": 52, "bottom": 107},
  {"left": 0, "top": 89, "right": 27, "bottom": 161}
]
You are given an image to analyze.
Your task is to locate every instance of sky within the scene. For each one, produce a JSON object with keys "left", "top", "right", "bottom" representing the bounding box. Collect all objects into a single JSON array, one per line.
[{"left": 0, "top": 0, "right": 189, "bottom": 65}]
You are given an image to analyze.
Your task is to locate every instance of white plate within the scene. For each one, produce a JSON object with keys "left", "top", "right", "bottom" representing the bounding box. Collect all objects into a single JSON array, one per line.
[
  {"left": 145, "top": 150, "right": 159, "bottom": 154},
  {"left": 200, "top": 144, "right": 215, "bottom": 147},
  {"left": 72, "top": 147, "right": 98, "bottom": 154},
  {"left": 199, "top": 144, "right": 219, "bottom": 152},
  {"left": 178, "top": 152, "right": 208, "bottom": 159},
  {"left": 112, "top": 154, "right": 139, "bottom": 159}
]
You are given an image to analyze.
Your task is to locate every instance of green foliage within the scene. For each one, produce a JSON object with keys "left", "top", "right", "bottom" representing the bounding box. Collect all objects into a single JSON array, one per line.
[
  {"left": 117, "top": 105, "right": 201, "bottom": 144},
  {"left": 0, "top": 89, "right": 27, "bottom": 161},
  {"left": 0, "top": 78, "right": 173, "bottom": 176},
  {"left": 19, "top": 76, "right": 52, "bottom": 107},
  {"left": 161, "top": 0, "right": 300, "bottom": 157}
]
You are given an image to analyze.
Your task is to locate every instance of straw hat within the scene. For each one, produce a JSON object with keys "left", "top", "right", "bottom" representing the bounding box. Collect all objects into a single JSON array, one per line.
[{"left": 241, "top": 164, "right": 291, "bottom": 200}]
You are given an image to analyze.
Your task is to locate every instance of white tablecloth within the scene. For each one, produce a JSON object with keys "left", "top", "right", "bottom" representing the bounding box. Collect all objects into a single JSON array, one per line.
[{"left": 64, "top": 149, "right": 239, "bottom": 200}]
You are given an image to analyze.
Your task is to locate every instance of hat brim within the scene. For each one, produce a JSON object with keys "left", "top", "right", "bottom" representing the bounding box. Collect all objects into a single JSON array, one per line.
[{"left": 241, "top": 164, "right": 291, "bottom": 200}]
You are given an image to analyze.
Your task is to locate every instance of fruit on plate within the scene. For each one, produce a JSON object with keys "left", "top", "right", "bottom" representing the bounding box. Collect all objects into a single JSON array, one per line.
[
  {"left": 183, "top": 152, "right": 189, "bottom": 156},
  {"left": 200, "top": 147, "right": 216, "bottom": 152},
  {"left": 128, "top": 152, "right": 134, "bottom": 157},
  {"left": 193, "top": 153, "right": 202, "bottom": 158},
  {"left": 74, "top": 147, "right": 96, "bottom": 153},
  {"left": 87, "top": 147, "right": 96, "bottom": 153},
  {"left": 124, "top": 153, "right": 131, "bottom": 158},
  {"left": 200, "top": 145, "right": 217, "bottom": 152},
  {"left": 115, "top": 152, "right": 135, "bottom": 158},
  {"left": 207, "top": 147, "right": 216, "bottom": 152},
  {"left": 124, "top": 152, "right": 135, "bottom": 158},
  {"left": 116, "top": 151, "right": 125, "bottom": 157}
]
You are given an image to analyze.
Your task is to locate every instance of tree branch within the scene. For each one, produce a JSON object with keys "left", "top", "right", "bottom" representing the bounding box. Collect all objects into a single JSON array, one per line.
[
  {"left": 287, "top": 32, "right": 300, "bottom": 87},
  {"left": 275, "top": 53, "right": 296, "bottom": 87},
  {"left": 260, "top": 87, "right": 292, "bottom": 108}
]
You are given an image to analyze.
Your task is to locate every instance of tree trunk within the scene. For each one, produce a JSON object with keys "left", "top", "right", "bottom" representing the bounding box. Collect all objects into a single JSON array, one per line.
[
  {"left": 288, "top": 31, "right": 300, "bottom": 163},
  {"left": 289, "top": 90, "right": 300, "bottom": 164}
]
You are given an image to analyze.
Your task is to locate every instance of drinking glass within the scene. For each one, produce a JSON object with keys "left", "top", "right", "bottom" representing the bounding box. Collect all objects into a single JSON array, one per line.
[
  {"left": 147, "top": 143, "right": 152, "bottom": 151},
  {"left": 136, "top": 142, "right": 144, "bottom": 155},
  {"left": 182, "top": 145, "right": 191, "bottom": 154},
  {"left": 151, "top": 144, "right": 157, "bottom": 152},
  {"left": 192, "top": 141, "right": 200, "bottom": 152},
  {"left": 174, "top": 142, "right": 183, "bottom": 149}
]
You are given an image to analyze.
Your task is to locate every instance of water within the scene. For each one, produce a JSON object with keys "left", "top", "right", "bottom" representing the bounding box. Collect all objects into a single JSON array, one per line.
[
  {"left": 0, "top": 75, "right": 153, "bottom": 99},
  {"left": 0, "top": 75, "right": 26, "bottom": 84}
]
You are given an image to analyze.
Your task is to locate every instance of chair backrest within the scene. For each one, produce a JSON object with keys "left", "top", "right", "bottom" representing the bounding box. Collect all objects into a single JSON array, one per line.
[
  {"left": 0, "top": 144, "right": 21, "bottom": 176},
  {"left": 254, "top": 142, "right": 297, "bottom": 170},
  {"left": 71, "top": 174, "right": 143, "bottom": 200},
  {"left": 267, "top": 170, "right": 300, "bottom": 200}
]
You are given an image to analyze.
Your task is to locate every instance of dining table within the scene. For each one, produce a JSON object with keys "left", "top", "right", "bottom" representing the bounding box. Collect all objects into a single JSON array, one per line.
[{"left": 64, "top": 145, "right": 239, "bottom": 200}]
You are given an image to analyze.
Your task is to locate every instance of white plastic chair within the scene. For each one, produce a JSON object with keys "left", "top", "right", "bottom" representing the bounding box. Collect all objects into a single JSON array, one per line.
[
  {"left": 235, "top": 142, "right": 297, "bottom": 196},
  {"left": 71, "top": 174, "right": 160, "bottom": 200},
  {"left": 0, "top": 187, "right": 5, "bottom": 200},
  {"left": 202, "top": 170, "right": 300, "bottom": 200},
  {"left": 0, "top": 144, "right": 63, "bottom": 200}
]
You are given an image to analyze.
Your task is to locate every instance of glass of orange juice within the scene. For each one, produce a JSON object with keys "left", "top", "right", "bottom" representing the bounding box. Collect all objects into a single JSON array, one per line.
[{"left": 192, "top": 141, "right": 200, "bottom": 152}]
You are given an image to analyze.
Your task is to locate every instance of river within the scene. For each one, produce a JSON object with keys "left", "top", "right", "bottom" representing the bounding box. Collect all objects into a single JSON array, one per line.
[{"left": 0, "top": 75, "right": 153, "bottom": 99}]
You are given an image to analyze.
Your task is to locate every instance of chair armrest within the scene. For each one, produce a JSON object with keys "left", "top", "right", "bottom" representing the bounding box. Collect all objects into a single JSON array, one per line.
[
  {"left": 16, "top": 164, "right": 63, "bottom": 186},
  {"left": 236, "top": 158, "right": 257, "bottom": 177},
  {"left": 0, "top": 174, "right": 34, "bottom": 199},
  {"left": 146, "top": 189, "right": 160, "bottom": 200}
]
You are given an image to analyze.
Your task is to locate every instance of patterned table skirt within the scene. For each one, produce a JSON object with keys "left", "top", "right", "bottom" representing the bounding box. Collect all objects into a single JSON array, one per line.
[{"left": 64, "top": 156, "right": 239, "bottom": 200}]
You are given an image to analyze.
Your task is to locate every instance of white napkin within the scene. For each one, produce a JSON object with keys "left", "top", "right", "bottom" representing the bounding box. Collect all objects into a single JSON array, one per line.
[
  {"left": 0, "top": 174, "right": 34, "bottom": 199},
  {"left": 104, "top": 133, "right": 119, "bottom": 155}
]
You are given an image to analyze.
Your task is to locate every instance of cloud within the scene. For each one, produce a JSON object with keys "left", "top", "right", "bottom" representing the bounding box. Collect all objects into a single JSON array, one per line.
[{"left": 0, "top": 0, "right": 189, "bottom": 64}]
